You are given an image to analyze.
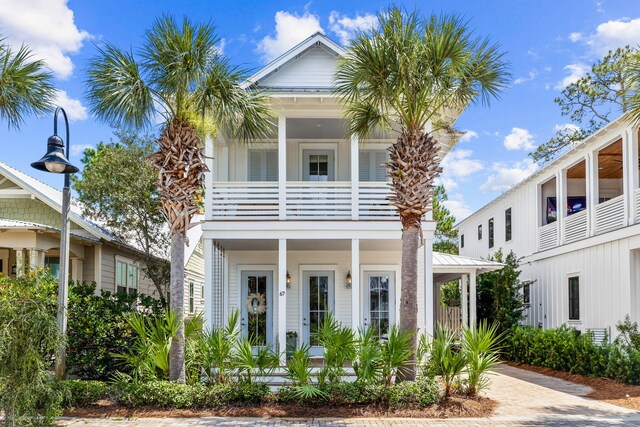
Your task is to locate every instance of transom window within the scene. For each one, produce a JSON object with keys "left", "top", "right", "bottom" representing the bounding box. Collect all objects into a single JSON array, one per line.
[{"left": 116, "top": 259, "right": 138, "bottom": 296}]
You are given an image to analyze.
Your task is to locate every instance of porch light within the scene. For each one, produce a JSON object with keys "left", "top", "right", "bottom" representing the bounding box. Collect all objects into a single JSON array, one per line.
[
  {"left": 346, "top": 271, "right": 352, "bottom": 289},
  {"left": 286, "top": 271, "right": 291, "bottom": 288}
]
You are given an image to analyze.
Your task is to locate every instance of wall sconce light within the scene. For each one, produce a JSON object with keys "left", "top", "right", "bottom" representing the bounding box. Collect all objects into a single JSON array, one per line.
[
  {"left": 286, "top": 271, "right": 291, "bottom": 289},
  {"left": 346, "top": 270, "right": 352, "bottom": 289}
]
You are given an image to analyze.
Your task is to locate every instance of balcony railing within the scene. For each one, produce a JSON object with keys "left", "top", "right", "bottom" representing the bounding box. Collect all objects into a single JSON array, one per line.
[
  {"left": 208, "top": 181, "right": 398, "bottom": 221},
  {"left": 595, "top": 195, "right": 625, "bottom": 235},
  {"left": 538, "top": 222, "right": 558, "bottom": 251},
  {"left": 564, "top": 210, "right": 588, "bottom": 244}
]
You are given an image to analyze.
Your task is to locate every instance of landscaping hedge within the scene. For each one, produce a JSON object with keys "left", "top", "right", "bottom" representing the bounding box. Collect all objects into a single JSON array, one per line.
[
  {"left": 507, "top": 325, "right": 640, "bottom": 384},
  {"left": 53, "top": 380, "right": 111, "bottom": 408}
]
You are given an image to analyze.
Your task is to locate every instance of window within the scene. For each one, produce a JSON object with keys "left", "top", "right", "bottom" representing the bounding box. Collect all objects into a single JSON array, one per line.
[
  {"left": 116, "top": 259, "right": 138, "bottom": 296},
  {"left": 488, "top": 218, "right": 494, "bottom": 248},
  {"left": 359, "top": 150, "right": 388, "bottom": 181},
  {"left": 568, "top": 276, "right": 580, "bottom": 320},
  {"left": 460, "top": 234, "right": 465, "bottom": 248},
  {"left": 44, "top": 256, "right": 60, "bottom": 277},
  {"left": 478, "top": 225, "right": 482, "bottom": 240},
  {"left": 523, "top": 283, "right": 530, "bottom": 305},
  {"left": 505, "top": 208, "right": 512, "bottom": 241},
  {"left": 248, "top": 149, "right": 278, "bottom": 181},
  {"left": 189, "top": 282, "right": 195, "bottom": 313},
  {"left": 201, "top": 285, "right": 205, "bottom": 301}
]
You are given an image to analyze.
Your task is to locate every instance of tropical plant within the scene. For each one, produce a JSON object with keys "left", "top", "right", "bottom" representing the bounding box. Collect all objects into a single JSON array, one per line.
[
  {"left": 334, "top": 6, "right": 509, "bottom": 380},
  {"left": 234, "top": 338, "right": 279, "bottom": 384},
  {"left": 85, "top": 15, "right": 273, "bottom": 382},
  {"left": 316, "top": 313, "right": 356, "bottom": 383},
  {"left": 380, "top": 325, "right": 413, "bottom": 385},
  {"left": 282, "top": 344, "right": 328, "bottom": 402},
  {"left": 0, "top": 36, "right": 56, "bottom": 129},
  {"left": 426, "top": 325, "right": 468, "bottom": 397},
  {"left": 461, "top": 321, "right": 503, "bottom": 395},
  {"left": 0, "top": 271, "right": 62, "bottom": 426},
  {"left": 190, "top": 310, "right": 240, "bottom": 385},
  {"left": 352, "top": 325, "right": 383, "bottom": 383}
]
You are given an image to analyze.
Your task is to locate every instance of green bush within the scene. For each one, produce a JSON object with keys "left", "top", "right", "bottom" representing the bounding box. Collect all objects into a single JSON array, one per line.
[
  {"left": 53, "top": 380, "right": 111, "bottom": 408},
  {"left": 320, "top": 381, "right": 387, "bottom": 405},
  {"left": 0, "top": 271, "right": 62, "bottom": 427},
  {"left": 388, "top": 376, "right": 442, "bottom": 409},
  {"left": 507, "top": 325, "right": 640, "bottom": 384},
  {"left": 67, "top": 281, "right": 164, "bottom": 380}
]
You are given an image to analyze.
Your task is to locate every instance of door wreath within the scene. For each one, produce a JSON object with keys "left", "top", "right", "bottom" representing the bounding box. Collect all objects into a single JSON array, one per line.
[{"left": 246, "top": 292, "right": 267, "bottom": 314}]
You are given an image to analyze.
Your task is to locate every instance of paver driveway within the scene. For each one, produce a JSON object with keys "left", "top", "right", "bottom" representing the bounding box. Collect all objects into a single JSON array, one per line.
[{"left": 59, "top": 364, "right": 640, "bottom": 426}]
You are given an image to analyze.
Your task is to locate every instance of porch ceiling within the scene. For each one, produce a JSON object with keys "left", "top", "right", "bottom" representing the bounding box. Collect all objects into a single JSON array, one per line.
[{"left": 214, "top": 238, "right": 402, "bottom": 251}]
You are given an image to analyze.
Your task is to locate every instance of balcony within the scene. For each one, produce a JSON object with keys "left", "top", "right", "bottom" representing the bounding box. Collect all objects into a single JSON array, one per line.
[{"left": 208, "top": 181, "right": 397, "bottom": 221}]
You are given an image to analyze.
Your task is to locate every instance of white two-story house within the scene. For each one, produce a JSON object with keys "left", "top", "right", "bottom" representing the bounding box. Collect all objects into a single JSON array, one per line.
[
  {"left": 201, "top": 33, "right": 503, "bottom": 362},
  {"left": 457, "top": 115, "right": 640, "bottom": 339}
]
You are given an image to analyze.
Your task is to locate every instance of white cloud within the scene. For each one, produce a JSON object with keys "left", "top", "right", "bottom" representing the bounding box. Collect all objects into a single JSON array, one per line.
[
  {"left": 554, "top": 123, "right": 581, "bottom": 133},
  {"left": 257, "top": 10, "right": 323, "bottom": 62},
  {"left": 0, "top": 0, "right": 89, "bottom": 79},
  {"left": 585, "top": 18, "right": 640, "bottom": 56},
  {"left": 54, "top": 90, "right": 87, "bottom": 121},
  {"left": 503, "top": 127, "right": 536, "bottom": 151},
  {"left": 436, "top": 176, "right": 458, "bottom": 192},
  {"left": 70, "top": 144, "right": 94, "bottom": 157},
  {"left": 328, "top": 11, "right": 377, "bottom": 45},
  {"left": 514, "top": 70, "right": 539, "bottom": 85},
  {"left": 481, "top": 159, "right": 538, "bottom": 192},
  {"left": 555, "top": 63, "right": 589, "bottom": 90},
  {"left": 442, "top": 195, "right": 473, "bottom": 221},
  {"left": 459, "top": 130, "right": 478, "bottom": 143},
  {"left": 594, "top": 0, "right": 604, "bottom": 13},
  {"left": 568, "top": 32, "right": 583, "bottom": 42},
  {"left": 441, "top": 149, "right": 483, "bottom": 178}
]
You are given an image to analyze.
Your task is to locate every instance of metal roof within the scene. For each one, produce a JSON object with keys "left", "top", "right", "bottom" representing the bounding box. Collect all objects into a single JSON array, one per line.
[{"left": 433, "top": 251, "right": 504, "bottom": 273}]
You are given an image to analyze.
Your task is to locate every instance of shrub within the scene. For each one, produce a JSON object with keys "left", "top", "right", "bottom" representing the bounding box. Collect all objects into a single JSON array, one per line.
[
  {"left": 0, "top": 271, "right": 62, "bottom": 427},
  {"left": 67, "top": 281, "right": 163, "bottom": 380},
  {"left": 461, "top": 321, "right": 504, "bottom": 395},
  {"left": 53, "top": 380, "right": 111, "bottom": 408},
  {"left": 316, "top": 313, "right": 356, "bottom": 383},
  {"left": 388, "top": 376, "right": 442, "bottom": 409},
  {"left": 380, "top": 325, "right": 413, "bottom": 385},
  {"left": 276, "top": 385, "right": 329, "bottom": 404},
  {"left": 320, "top": 381, "right": 387, "bottom": 405},
  {"left": 425, "top": 325, "right": 467, "bottom": 396}
]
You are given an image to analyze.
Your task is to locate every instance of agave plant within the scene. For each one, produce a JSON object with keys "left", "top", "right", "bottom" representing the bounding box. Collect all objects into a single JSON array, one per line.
[
  {"left": 380, "top": 325, "right": 413, "bottom": 386},
  {"left": 352, "top": 325, "right": 383, "bottom": 383},
  {"left": 461, "top": 321, "right": 504, "bottom": 395},
  {"left": 428, "top": 324, "right": 468, "bottom": 397},
  {"left": 316, "top": 313, "right": 356, "bottom": 383}
]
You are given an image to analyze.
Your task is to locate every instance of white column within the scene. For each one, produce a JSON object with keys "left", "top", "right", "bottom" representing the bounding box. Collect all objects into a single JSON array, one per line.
[
  {"left": 278, "top": 238, "right": 287, "bottom": 365},
  {"left": 469, "top": 270, "right": 477, "bottom": 328},
  {"left": 625, "top": 127, "right": 639, "bottom": 225},
  {"left": 350, "top": 135, "right": 359, "bottom": 220},
  {"left": 278, "top": 116, "right": 287, "bottom": 220},
  {"left": 351, "top": 239, "right": 360, "bottom": 329},
  {"left": 586, "top": 152, "right": 598, "bottom": 236},
  {"left": 556, "top": 170, "right": 566, "bottom": 245},
  {"left": 204, "top": 135, "right": 214, "bottom": 221},
  {"left": 623, "top": 129, "right": 631, "bottom": 226},
  {"left": 70, "top": 258, "right": 83, "bottom": 282},
  {"left": 93, "top": 244, "right": 102, "bottom": 291},
  {"left": 204, "top": 238, "right": 213, "bottom": 331},
  {"left": 14, "top": 248, "right": 25, "bottom": 277},
  {"left": 423, "top": 239, "right": 434, "bottom": 336},
  {"left": 460, "top": 275, "right": 468, "bottom": 328}
]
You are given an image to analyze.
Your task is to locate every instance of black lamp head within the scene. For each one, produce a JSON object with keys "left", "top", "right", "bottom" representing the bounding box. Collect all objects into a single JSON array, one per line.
[{"left": 31, "top": 134, "right": 79, "bottom": 174}]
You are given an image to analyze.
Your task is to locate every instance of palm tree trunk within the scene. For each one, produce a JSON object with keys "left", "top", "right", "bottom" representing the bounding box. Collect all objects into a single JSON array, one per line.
[
  {"left": 169, "top": 232, "right": 186, "bottom": 382},
  {"left": 397, "top": 224, "right": 419, "bottom": 382}
]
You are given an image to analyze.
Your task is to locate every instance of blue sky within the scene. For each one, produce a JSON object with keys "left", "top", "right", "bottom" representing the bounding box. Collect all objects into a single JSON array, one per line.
[{"left": 1, "top": 0, "right": 639, "bottom": 220}]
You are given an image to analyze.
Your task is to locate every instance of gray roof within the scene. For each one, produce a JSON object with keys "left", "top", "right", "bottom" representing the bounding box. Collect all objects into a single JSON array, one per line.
[{"left": 433, "top": 251, "right": 504, "bottom": 273}]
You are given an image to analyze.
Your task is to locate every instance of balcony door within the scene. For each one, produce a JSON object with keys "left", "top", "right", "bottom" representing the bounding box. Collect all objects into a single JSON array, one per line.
[
  {"left": 302, "top": 270, "right": 335, "bottom": 356},
  {"left": 303, "top": 149, "right": 335, "bottom": 181},
  {"left": 363, "top": 271, "right": 396, "bottom": 337},
  {"left": 240, "top": 271, "right": 273, "bottom": 347}
]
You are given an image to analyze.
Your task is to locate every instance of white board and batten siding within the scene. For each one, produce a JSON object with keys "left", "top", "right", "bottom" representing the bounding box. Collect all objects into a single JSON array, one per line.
[{"left": 258, "top": 44, "right": 339, "bottom": 89}]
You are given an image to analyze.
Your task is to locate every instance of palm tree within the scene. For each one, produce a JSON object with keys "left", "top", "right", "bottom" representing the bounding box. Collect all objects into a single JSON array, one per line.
[
  {"left": 85, "top": 15, "right": 272, "bottom": 382},
  {"left": 334, "top": 6, "right": 509, "bottom": 381},
  {"left": 627, "top": 49, "right": 640, "bottom": 125},
  {"left": 0, "top": 36, "right": 56, "bottom": 129}
]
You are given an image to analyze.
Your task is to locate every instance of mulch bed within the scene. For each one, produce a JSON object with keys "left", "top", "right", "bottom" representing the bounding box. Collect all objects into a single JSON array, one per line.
[
  {"left": 504, "top": 360, "right": 640, "bottom": 411},
  {"left": 65, "top": 396, "right": 496, "bottom": 419}
]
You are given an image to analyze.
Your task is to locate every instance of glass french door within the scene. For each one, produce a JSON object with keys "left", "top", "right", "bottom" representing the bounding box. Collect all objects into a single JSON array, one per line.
[
  {"left": 240, "top": 271, "right": 273, "bottom": 346},
  {"left": 364, "top": 272, "right": 395, "bottom": 337},
  {"left": 302, "top": 271, "right": 335, "bottom": 354},
  {"left": 303, "top": 150, "right": 334, "bottom": 181}
]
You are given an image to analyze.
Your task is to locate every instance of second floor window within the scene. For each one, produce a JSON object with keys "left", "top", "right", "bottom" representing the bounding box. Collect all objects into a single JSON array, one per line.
[
  {"left": 478, "top": 224, "right": 482, "bottom": 240},
  {"left": 359, "top": 150, "right": 388, "bottom": 181},
  {"left": 189, "top": 282, "right": 195, "bottom": 313},
  {"left": 460, "top": 234, "right": 465, "bottom": 248},
  {"left": 116, "top": 259, "right": 138, "bottom": 296},
  {"left": 248, "top": 149, "right": 278, "bottom": 181},
  {"left": 488, "top": 218, "right": 494, "bottom": 248},
  {"left": 523, "top": 283, "right": 530, "bottom": 305},
  {"left": 505, "top": 208, "right": 512, "bottom": 241}
]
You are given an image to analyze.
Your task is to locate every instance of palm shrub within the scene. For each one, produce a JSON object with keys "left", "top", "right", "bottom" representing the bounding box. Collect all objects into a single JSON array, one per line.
[
  {"left": 335, "top": 5, "right": 509, "bottom": 380},
  {"left": 282, "top": 344, "right": 328, "bottom": 402},
  {"left": 0, "top": 271, "right": 62, "bottom": 426},
  {"left": 352, "top": 325, "right": 383, "bottom": 383},
  {"left": 234, "top": 338, "right": 279, "bottom": 384},
  {"left": 426, "top": 325, "right": 467, "bottom": 397},
  {"left": 461, "top": 321, "right": 503, "bottom": 395},
  {"left": 85, "top": 15, "right": 273, "bottom": 382},
  {"left": 380, "top": 325, "right": 413, "bottom": 386},
  {"left": 316, "top": 313, "right": 356, "bottom": 383}
]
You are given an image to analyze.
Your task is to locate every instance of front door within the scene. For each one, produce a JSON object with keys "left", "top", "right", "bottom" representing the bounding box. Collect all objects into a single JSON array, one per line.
[
  {"left": 363, "top": 271, "right": 396, "bottom": 337},
  {"left": 303, "top": 150, "right": 335, "bottom": 181},
  {"left": 240, "top": 271, "right": 273, "bottom": 346},
  {"left": 302, "top": 271, "right": 335, "bottom": 355}
]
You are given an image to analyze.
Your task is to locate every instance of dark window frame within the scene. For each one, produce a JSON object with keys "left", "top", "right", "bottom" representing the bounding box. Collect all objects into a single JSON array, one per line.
[
  {"left": 488, "top": 218, "right": 495, "bottom": 249},
  {"left": 460, "top": 234, "right": 465, "bottom": 248},
  {"left": 505, "top": 208, "right": 512, "bottom": 241},
  {"left": 523, "top": 283, "right": 530, "bottom": 305},
  {"left": 568, "top": 276, "right": 580, "bottom": 320},
  {"left": 478, "top": 224, "right": 482, "bottom": 240}
]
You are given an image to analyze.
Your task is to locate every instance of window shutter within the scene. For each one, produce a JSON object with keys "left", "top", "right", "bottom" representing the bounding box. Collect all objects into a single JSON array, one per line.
[
  {"left": 265, "top": 150, "right": 278, "bottom": 181},
  {"left": 374, "top": 151, "right": 387, "bottom": 182},
  {"left": 248, "top": 149, "right": 277, "bottom": 181},
  {"left": 248, "top": 150, "right": 263, "bottom": 181},
  {"left": 359, "top": 151, "right": 371, "bottom": 181}
]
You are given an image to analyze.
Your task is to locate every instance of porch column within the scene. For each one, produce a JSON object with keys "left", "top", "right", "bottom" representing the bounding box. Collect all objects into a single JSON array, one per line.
[
  {"left": 278, "top": 238, "right": 287, "bottom": 365},
  {"left": 460, "top": 275, "right": 468, "bottom": 328},
  {"left": 204, "top": 135, "right": 214, "bottom": 221},
  {"left": 70, "top": 258, "right": 83, "bottom": 282},
  {"left": 556, "top": 170, "right": 566, "bottom": 245},
  {"left": 204, "top": 238, "right": 214, "bottom": 331},
  {"left": 469, "top": 270, "right": 477, "bottom": 328},
  {"left": 351, "top": 239, "right": 360, "bottom": 329},
  {"left": 626, "top": 126, "right": 639, "bottom": 225},
  {"left": 423, "top": 240, "right": 434, "bottom": 336},
  {"left": 278, "top": 116, "right": 287, "bottom": 220},
  {"left": 586, "top": 151, "right": 598, "bottom": 236},
  {"left": 350, "top": 135, "right": 359, "bottom": 220},
  {"left": 623, "top": 129, "right": 631, "bottom": 226},
  {"left": 28, "top": 249, "right": 44, "bottom": 270},
  {"left": 14, "top": 248, "right": 25, "bottom": 277}
]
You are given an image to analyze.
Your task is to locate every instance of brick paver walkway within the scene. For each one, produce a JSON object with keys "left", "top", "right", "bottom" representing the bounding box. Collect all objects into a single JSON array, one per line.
[{"left": 58, "top": 364, "right": 640, "bottom": 426}]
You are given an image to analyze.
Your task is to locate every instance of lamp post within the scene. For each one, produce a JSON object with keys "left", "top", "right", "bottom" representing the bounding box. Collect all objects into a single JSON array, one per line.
[{"left": 31, "top": 107, "right": 79, "bottom": 380}]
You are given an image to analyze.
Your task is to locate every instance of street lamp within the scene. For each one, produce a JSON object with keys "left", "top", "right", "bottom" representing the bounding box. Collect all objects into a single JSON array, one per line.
[{"left": 31, "top": 107, "right": 79, "bottom": 380}]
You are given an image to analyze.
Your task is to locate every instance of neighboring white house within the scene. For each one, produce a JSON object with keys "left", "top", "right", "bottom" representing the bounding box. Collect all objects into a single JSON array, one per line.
[
  {"left": 457, "top": 115, "right": 640, "bottom": 340},
  {"left": 201, "top": 33, "right": 502, "bottom": 362}
]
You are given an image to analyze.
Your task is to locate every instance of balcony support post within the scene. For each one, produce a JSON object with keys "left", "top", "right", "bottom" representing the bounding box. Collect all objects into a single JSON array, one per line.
[
  {"left": 278, "top": 116, "right": 287, "bottom": 220},
  {"left": 556, "top": 170, "right": 566, "bottom": 245},
  {"left": 623, "top": 130, "right": 631, "bottom": 227},
  {"left": 587, "top": 152, "right": 598, "bottom": 236},
  {"left": 350, "top": 135, "right": 359, "bottom": 220},
  {"left": 626, "top": 127, "right": 639, "bottom": 225}
]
